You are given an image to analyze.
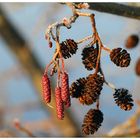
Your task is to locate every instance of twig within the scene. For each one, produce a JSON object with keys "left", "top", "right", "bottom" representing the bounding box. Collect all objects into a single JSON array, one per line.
[
  {"left": 102, "top": 45, "right": 112, "bottom": 53},
  {"left": 45, "top": 2, "right": 109, "bottom": 77},
  {"left": 13, "top": 119, "right": 35, "bottom": 137},
  {"left": 96, "top": 99, "right": 100, "bottom": 110},
  {"left": 76, "top": 35, "right": 93, "bottom": 44},
  {"left": 74, "top": 3, "right": 140, "bottom": 20}
]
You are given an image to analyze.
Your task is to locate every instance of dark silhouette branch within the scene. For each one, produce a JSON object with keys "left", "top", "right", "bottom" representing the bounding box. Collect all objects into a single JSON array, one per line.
[
  {"left": 88, "top": 3, "right": 140, "bottom": 20},
  {"left": 62, "top": 3, "right": 140, "bottom": 20}
]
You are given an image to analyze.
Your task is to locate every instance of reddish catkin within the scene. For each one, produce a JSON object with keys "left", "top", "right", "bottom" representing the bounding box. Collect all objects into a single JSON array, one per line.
[
  {"left": 55, "top": 87, "right": 64, "bottom": 120},
  {"left": 42, "top": 74, "right": 51, "bottom": 103},
  {"left": 61, "top": 72, "right": 71, "bottom": 108}
]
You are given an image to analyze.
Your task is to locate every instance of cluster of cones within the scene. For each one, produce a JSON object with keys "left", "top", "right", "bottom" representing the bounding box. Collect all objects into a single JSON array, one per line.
[
  {"left": 62, "top": 39, "right": 133, "bottom": 135},
  {"left": 81, "top": 87, "right": 134, "bottom": 135},
  {"left": 70, "top": 73, "right": 104, "bottom": 105},
  {"left": 43, "top": 38, "right": 134, "bottom": 135}
]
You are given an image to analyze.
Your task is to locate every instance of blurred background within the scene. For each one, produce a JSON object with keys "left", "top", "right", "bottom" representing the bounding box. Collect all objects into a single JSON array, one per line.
[{"left": 0, "top": 2, "right": 140, "bottom": 137}]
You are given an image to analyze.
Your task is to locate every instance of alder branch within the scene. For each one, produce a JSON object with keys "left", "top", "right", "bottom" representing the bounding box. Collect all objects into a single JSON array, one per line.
[
  {"left": 67, "top": 3, "right": 140, "bottom": 20},
  {"left": 87, "top": 3, "right": 140, "bottom": 20}
]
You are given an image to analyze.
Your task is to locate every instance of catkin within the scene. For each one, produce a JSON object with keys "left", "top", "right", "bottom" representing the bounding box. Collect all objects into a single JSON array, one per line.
[
  {"left": 55, "top": 87, "right": 64, "bottom": 120},
  {"left": 42, "top": 74, "right": 51, "bottom": 103}
]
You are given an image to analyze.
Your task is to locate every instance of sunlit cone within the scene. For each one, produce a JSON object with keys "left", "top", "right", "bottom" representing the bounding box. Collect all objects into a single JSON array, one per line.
[
  {"left": 113, "top": 88, "right": 134, "bottom": 111},
  {"left": 125, "top": 34, "right": 139, "bottom": 49},
  {"left": 70, "top": 77, "right": 87, "bottom": 98},
  {"left": 58, "top": 39, "right": 78, "bottom": 59},
  {"left": 42, "top": 74, "right": 51, "bottom": 103},
  {"left": 79, "top": 74, "right": 104, "bottom": 105},
  {"left": 135, "top": 58, "right": 140, "bottom": 76},
  {"left": 110, "top": 48, "right": 131, "bottom": 67},
  {"left": 55, "top": 87, "right": 64, "bottom": 120},
  {"left": 61, "top": 72, "right": 71, "bottom": 108},
  {"left": 82, "top": 109, "right": 103, "bottom": 135},
  {"left": 81, "top": 45, "right": 98, "bottom": 70}
]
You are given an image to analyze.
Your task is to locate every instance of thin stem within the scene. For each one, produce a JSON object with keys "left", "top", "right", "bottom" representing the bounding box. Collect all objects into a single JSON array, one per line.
[
  {"left": 44, "top": 60, "right": 54, "bottom": 75},
  {"left": 94, "top": 38, "right": 102, "bottom": 74},
  {"left": 76, "top": 35, "right": 93, "bottom": 44},
  {"left": 76, "top": 11, "right": 91, "bottom": 17},
  {"left": 96, "top": 99, "right": 100, "bottom": 110},
  {"left": 45, "top": 34, "right": 52, "bottom": 48},
  {"left": 56, "top": 25, "right": 65, "bottom": 72},
  {"left": 50, "top": 28, "right": 56, "bottom": 41},
  {"left": 14, "top": 123, "right": 35, "bottom": 137},
  {"left": 46, "top": 103, "right": 54, "bottom": 109},
  {"left": 90, "top": 13, "right": 97, "bottom": 35},
  {"left": 105, "top": 81, "right": 116, "bottom": 91},
  {"left": 76, "top": 12, "right": 96, "bottom": 36},
  {"left": 81, "top": 39, "right": 96, "bottom": 50},
  {"left": 102, "top": 45, "right": 112, "bottom": 53},
  {"left": 44, "top": 49, "right": 60, "bottom": 75},
  {"left": 57, "top": 59, "right": 61, "bottom": 87},
  {"left": 45, "top": 22, "right": 58, "bottom": 42},
  {"left": 97, "top": 46, "right": 116, "bottom": 91}
]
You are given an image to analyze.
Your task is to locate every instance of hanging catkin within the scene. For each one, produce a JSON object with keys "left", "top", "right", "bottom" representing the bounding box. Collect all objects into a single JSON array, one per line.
[
  {"left": 61, "top": 72, "right": 71, "bottom": 108},
  {"left": 42, "top": 74, "right": 51, "bottom": 103},
  {"left": 55, "top": 87, "right": 64, "bottom": 120}
]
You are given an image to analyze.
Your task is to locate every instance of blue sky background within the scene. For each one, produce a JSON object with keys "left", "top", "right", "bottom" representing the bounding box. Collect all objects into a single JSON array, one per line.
[{"left": 0, "top": 3, "right": 140, "bottom": 136}]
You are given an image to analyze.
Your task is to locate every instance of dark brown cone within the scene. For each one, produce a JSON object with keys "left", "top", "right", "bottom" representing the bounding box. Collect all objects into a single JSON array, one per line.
[
  {"left": 135, "top": 58, "right": 140, "bottom": 76},
  {"left": 81, "top": 45, "right": 98, "bottom": 70},
  {"left": 113, "top": 88, "right": 134, "bottom": 111},
  {"left": 125, "top": 34, "right": 139, "bottom": 49},
  {"left": 79, "top": 74, "right": 104, "bottom": 105},
  {"left": 61, "top": 72, "right": 71, "bottom": 108},
  {"left": 82, "top": 109, "right": 103, "bottom": 135},
  {"left": 70, "top": 77, "right": 87, "bottom": 98},
  {"left": 59, "top": 39, "right": 78, "bottom": 59},
  {"left": 110, "top": 48, "right": 131, "bottom": 67}
]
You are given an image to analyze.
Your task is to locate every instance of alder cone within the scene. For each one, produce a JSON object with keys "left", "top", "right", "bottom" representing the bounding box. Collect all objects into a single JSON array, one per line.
[
  {"left": 55, "top": 87, "right": 64, "bottom": 120},
  {"left": 61, "top": 72, "right": 71, "bottom": 108},
  {"left": 135, "top": 58, "right": 140, "bottom": 76},
  {"left": 113, "top": 88, "right": 134, "bottom": 111},
  {"left": 110, "top": 48, "right": 131, "bottom": 67},
  {"left": 42, "top": 74, "right": 51, "bottom": 103},
  {"left": 82, "top": 109, "right": 103, "bottom": 135},
  {"left": 59, "top": 39, "right": 78, "bottom": 59},
  {"left": 125, "top": 34, "right": 139, "bottom": 49},
  {"left": 79, "top": 74, "right": 104, "bottom": 105},
  {"left": 70, "top": 77, "right": 87, "bottom": 98},
  {"left": 81, "top": 46, "right": 98, "bottom": 70}
]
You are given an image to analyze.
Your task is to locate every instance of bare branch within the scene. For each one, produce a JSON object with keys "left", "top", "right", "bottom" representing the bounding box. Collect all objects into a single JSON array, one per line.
[
  {"left": 61, "top": 3, "right": 140, "bottom": 20},
  {"left": 87, "top": 3, "right": 140, "bottom": 20}
]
